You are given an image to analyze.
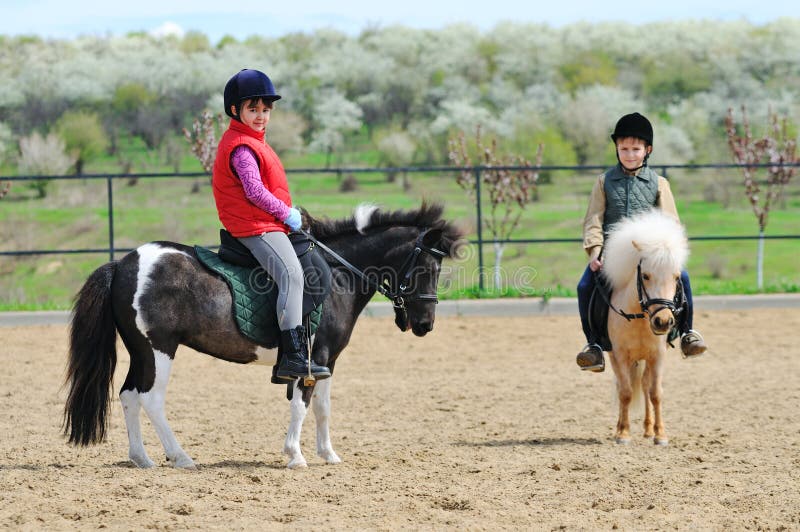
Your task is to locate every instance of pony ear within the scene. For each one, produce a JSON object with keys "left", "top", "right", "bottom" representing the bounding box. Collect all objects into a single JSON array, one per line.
[{"left": 632, "top": 240, "right": 643, "bottom": 251}]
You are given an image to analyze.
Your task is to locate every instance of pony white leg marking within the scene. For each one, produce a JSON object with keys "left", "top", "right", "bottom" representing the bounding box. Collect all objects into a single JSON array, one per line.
[
  {"left": 283, "top": 380, "right": 309, "bottom": 469},
  {"left": 312, "top": 378, "right": 341, "bottom": 464},
  {"left": 132, "top": 243, "right": 187, "bottom": 336},
  {"left": 138, "top": 350, "right": 195, "bottom": 469},
  {"left": 120, "top": 389, "right": 155, "bottom": 468}
]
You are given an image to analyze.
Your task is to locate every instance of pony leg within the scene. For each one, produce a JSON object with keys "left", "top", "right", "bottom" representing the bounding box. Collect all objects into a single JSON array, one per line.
[
  {"left": 648, "top": 359, "right": 668, "bottom": 446},
  {"left": 138, "top": 350, "right": 196, "bottom": 468},
  {"left": 611, "top": 355, "right": 633, "bottom": 444},
  {"left": 283, "top": 380, "right": 309, "bottom": 469},
  {"left": 642, "top": 364, "right": 655, "bottom": 438},
  {"left": 312, "top": 378, "right": 341, "bottom": 464},
  {"left": 119, "top": 390, "right": 155, "bottom": 468}
]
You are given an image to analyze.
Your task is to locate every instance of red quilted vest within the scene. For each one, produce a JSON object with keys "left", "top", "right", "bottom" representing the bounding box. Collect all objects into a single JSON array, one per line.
[{"left": 212, "top": 119, "right": 291, "bottom": 237}]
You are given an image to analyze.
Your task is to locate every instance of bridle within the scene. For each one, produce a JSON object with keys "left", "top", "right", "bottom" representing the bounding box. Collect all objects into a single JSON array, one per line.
[
  {"left": 298, "top": 228, "right": 447, "bottom": 313},
  {"left": 601, "top": 260, "right": 685, "bottom": 322}
]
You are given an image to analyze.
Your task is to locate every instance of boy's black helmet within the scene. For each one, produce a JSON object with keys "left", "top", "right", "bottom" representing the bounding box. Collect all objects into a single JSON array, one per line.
[
  {"left": 223, "top": 69, "right": 281, "bottom": 118},
  {"left": 611, "top": 112, "right": 653, "bottom": 146}
]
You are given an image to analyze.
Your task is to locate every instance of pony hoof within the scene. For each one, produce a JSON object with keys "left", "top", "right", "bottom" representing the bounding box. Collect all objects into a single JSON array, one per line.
[
  {"left": 130, "top": 455, "right": 156, "bottom": 468},
  {"left": 286, "top": 458, "right": 308, "bottom": 469},
  {"left": 319, "top": 450, "right": 342, "bottom": 464},
  {"left": 654, "top": 438, "right": 669, "bottom": 446},
  {"left": 170, "top": 455, "right": 197, "bottom": 469},
  {"left": 615, "top": 437, "right": 631, "bottom": 445}
]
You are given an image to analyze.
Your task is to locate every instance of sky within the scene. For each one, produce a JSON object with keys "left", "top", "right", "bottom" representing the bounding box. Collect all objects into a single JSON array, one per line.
[{"left": 0, "top": 0, "right": 794, "bottom": 43}]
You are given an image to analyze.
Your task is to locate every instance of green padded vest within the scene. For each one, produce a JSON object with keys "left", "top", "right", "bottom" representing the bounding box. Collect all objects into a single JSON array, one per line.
[{"left": 602, "top": 165, "right": 659, "bottom": 236}]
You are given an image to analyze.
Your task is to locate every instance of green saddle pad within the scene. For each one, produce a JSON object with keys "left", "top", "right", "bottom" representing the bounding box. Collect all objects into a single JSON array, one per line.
[{"left": 194, "top": 246, "right": 323, "bottom": 348}]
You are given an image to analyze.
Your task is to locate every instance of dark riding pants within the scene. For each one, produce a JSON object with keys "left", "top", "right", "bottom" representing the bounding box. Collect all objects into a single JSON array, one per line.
[{"left": 577, "top": 265, "right": 694, "bottom": 344}]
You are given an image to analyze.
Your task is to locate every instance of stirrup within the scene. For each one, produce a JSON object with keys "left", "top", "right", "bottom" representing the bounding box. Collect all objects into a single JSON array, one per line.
[
  {"left": 271, "top": 366, "right": 294, "bottom": 384},
  {"left": 576, "top": 344, "right": 605, "bottom": 373},
  {"left": 680, "top": 330, "right": 707, "bottom": 358}
]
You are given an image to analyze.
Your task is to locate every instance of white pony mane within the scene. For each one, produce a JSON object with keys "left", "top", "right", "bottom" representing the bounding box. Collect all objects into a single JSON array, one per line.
[
  {"left": 353, "top": 203, "right": 379, "bottom": 234},
  {"left": 601, "top": 210, "right": 689, "bottom": 290}
]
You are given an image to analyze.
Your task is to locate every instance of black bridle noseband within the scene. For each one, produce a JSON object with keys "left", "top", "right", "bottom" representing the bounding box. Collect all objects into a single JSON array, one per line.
[
  {"left": 601, "top": 260, "right": 685, "bottom": 322},
  {"left": 298, "top": 228, "right": 447, "bottom": 312}
]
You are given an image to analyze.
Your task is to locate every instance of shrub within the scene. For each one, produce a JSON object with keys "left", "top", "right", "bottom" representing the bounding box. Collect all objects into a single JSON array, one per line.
[
  {"left": 18, "top": 132, "right": 76, "bottom": 198},
  {"left": 54, "top": 110, "right": 109, "bottom": 174},
  {"left": 339, "top": 174, "right": 358, "bottom": 192}
]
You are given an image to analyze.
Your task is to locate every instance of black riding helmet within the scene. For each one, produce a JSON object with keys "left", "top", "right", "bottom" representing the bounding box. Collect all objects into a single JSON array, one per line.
[
  {"left": 223, "top": 69, "right": 281, "bottom": 120},
  {"left": 611, "top": 112, "right": 653, "bottom": 170},
  {"left": 611, "top": 112, "right": 653, "bottom": 146}
]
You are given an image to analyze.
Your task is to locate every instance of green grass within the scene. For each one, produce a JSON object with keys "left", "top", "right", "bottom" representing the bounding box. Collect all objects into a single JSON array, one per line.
[{"left": 1, "top": 144, "right": 799, "bottom": 309}]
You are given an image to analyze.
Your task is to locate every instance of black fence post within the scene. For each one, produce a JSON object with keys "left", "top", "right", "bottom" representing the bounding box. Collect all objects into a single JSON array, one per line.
[
  {"left": 107, "top": 176, "right": 115, "bottom": 262},
  {"left": 474, "top": 167, "right": 485, "bottom": 292}
]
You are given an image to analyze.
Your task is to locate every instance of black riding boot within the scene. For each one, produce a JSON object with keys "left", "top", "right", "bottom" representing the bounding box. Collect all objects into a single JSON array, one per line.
[
  {"left": 270, "top": 349, "right": 289, "bottom": 384},
  {"left": 276, "top": 325, "right": 331, "bottom": 380}
]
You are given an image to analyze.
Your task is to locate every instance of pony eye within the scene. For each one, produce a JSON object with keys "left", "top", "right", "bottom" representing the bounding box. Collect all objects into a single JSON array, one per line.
[{"left": 642, "top": 273, "right": 651, "bottom": 281}]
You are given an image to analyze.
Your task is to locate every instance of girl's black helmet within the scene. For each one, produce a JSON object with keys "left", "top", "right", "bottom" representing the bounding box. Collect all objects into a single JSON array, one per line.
[
  {"left": 611, "top": 112, "right": 653, "bottom": 146},
  {"left": 223, "top": 69, "right": 281, "bottom": 118}
]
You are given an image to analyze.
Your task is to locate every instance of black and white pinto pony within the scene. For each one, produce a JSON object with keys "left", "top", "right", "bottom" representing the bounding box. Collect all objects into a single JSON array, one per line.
[{"left": 63, "top": 202, "right": 463, "bottom": 469}]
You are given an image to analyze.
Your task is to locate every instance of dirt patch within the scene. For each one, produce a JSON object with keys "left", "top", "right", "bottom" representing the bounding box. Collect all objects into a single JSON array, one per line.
[{"left": 1, "top": 308, "right": 799, "bottom": 529}]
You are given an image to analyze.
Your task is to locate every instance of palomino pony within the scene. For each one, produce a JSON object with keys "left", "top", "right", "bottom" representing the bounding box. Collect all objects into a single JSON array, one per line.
[
  {"left": 63, "top": 202, "right": 463, "bottom": 469},
  {"left": 601, "top": 209, "right": 689, "bottom": 446}
]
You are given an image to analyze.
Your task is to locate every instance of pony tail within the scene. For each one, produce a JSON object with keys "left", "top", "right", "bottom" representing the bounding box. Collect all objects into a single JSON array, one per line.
[
  {"left": 613, "top": 361, "right": 646, "bottom": 412},
  {"left": 63, "top": 261, "right": 118, "bottom": 446}
]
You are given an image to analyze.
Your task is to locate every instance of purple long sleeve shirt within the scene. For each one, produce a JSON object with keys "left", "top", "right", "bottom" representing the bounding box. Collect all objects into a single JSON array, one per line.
[{"left": 230, "top": 145, "right": 290, "bottom": 221}]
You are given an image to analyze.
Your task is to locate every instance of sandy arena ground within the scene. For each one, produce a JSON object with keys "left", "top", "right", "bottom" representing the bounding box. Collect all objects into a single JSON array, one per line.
[{"left": 1, "top": 308, "right": 799, "bottom": 530}]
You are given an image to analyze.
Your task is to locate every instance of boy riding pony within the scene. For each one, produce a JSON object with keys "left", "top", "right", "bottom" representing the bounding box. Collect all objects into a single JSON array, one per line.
[{"left": 576, "top": 112, "right": 707, "bottom": 372}]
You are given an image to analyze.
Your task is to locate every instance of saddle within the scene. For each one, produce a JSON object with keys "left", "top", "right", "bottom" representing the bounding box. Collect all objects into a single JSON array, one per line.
[
  {"left": 194, "top": 229, "right": 332, "bottom": 348},
  {"left": 587, "top": 272, "right": 685, "bottom": 351}
]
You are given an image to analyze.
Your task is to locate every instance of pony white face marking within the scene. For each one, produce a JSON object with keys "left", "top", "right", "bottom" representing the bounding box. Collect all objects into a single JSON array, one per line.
[
  {"left": 354, "top": 203, "right": 379, "bottom": 234},
  {"left": 132, "top": 243, "right": 188, "bottom": 337}
]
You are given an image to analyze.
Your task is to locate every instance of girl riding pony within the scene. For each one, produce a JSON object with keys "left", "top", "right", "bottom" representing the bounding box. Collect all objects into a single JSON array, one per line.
[{"left": 212, "top": 68, "right": 330, "bottom": 381}]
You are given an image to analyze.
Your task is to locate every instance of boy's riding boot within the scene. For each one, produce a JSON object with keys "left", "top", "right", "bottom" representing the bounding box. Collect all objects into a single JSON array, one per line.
[
  {"left": 276, "top": 325, "right": 331, "bottom": 380},
  {"left": 576, "top": 343, "right": 605, "bottom": 372},
  {"left": 271, "top": 346, "right": 292, "bottom": 383},
  {"left": 680, "top": 329, "right": 707, "bottom": 358}
]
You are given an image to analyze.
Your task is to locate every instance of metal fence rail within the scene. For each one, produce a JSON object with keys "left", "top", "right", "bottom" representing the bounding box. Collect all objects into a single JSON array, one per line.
[{"left": 2, "top": 163, "right": 799, "bottom": 291}]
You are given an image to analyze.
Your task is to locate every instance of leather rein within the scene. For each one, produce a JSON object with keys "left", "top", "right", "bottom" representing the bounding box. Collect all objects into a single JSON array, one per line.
[
  {"left": 599, "top": 260, "right": 685, "bottom": 322},
  {"left": 298, "top": 228, "right": 447, "bottom": 312}
]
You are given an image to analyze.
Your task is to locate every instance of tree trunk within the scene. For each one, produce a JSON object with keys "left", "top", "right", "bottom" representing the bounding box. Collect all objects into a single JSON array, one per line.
[
  {"left": 757, "top": 228, "right": 765, "bottom": 291},
  {"left": 493, "top": 242, "right": 505, "bottom": 290},
  {"left": 402, "top": 172, "right": 411, "bottom": 192}
]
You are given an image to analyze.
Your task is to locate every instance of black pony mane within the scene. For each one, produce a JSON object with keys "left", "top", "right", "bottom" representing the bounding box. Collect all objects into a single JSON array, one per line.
[{"left": 305, "top": 201, "right": 464, "bottom": 257}]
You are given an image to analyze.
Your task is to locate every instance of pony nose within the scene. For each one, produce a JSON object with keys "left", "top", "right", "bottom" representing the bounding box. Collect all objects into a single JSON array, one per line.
[{"left": 653, "top": 315, "right": 674, "bottom": 331}]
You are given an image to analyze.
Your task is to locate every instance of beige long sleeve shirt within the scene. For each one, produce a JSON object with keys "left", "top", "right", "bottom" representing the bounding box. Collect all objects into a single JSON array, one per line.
[{"left": 582, "top": 172, "right": 679, "bottom": 260}]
